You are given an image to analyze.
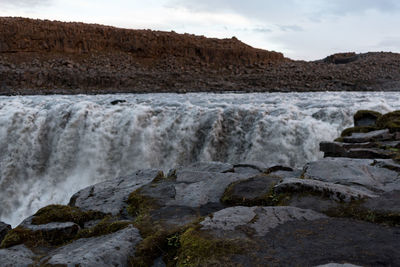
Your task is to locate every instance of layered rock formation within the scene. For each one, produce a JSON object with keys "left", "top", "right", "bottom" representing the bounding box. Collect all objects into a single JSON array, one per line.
[
  {"left": 0, "top": 110, "right": 399, "bottom": 266},
  {"left": 1, "top": 17, "right": 400, "bottom": 94}
]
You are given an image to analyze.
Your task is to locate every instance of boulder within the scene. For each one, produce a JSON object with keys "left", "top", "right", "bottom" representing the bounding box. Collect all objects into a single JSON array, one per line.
[
  {"left": 0, "top": 245, "right": 35, "bottom": 267},
  {"left": 110, "top": 99, "right": 126, "bottom": 105},
  {"left": 69, "top": 169, "right": 162, "bottom": 216},
  {"left": 353, "top": 110, "right": 381, "bottom": 127},
  {"left": 303, "top": 157, "right": 400, "bottom": 193},
  {"left": 376, "top": 110, "right": 400, "bottom": 132},
  {"left": 2, "top": 216, "right": 81, "bottom": 247},
  {"left": 42, "top": 225, "right": 141, "bottom": 267},
  {"left": 0, "top": 222, "right": 11, "bottom": 243}
]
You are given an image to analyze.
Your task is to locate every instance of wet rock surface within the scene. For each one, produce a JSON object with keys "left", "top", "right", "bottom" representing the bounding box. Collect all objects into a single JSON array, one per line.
[
  {"left": 69, "top": 169, "right": 162, "bottom": 216},
  {"left": 0, "top": 245, "right": 35, "bottom": 267},
  {"left": 304, "top": 157, "right": 399, "bottom": 193},
  {"left": 41, "top": 225, "right": 141, "bottom": 267},
  {"left": 0, "top": 109, "right": 399, "bottom": 266}
]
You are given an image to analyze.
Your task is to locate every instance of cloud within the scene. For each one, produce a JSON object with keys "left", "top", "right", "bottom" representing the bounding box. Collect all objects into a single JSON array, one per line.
[
  {"left": 278, "top": 25, "right": 303, "bottom": 32},
  {"left": 0, "top": 0, "right": 51, "bottom": 8}
]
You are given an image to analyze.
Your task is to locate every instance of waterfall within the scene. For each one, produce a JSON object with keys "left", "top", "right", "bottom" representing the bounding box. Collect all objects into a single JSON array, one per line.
[{"left": 1, "top": 92, "right": 399, "bottom": 226}]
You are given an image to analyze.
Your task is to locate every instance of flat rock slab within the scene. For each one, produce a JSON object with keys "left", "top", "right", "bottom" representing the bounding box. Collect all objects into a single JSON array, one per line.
[
  {"left": 69, "top": 169, "right": 162, "bottom": 216},
  {"left": 17, "top": 216, "right": 80, "bottom": 245},
  {"left": 42, "top": 225, "right": 141, "bottom": 267},
  {"left": 275, "top": 178, "right": 378, "bottom": 202},
  {"left": 255, "top": 218, "right": 400, "bottom": 266},
  {"left": 167, "top": 170, "right": 253, "bottom": 207},
  {"left": 303, "top": 157, "right": 400, "bottom": 193},
  {"left": 200, "top": 206, "right": 327, "bottom": 237},
  {"left": 0, "top": 245, "right": 35, "bottom": 267},
  {"left": 0, "top": 221, "right": 11, "bottom": 243},
  {"left": 320, "top": 142, "right": 395, "bottom": 159},
  {"left": 343, "top": 129, "right": 392, "bottom": 143}
]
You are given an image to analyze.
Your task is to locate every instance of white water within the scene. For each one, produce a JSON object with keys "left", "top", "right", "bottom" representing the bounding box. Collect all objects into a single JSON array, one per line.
[{"left": 1, "top": 92, "right": 400, "bottom": 226}]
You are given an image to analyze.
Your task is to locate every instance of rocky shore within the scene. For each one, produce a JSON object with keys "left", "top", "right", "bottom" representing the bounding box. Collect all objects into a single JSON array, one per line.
[
  {"left": 1, "top": 17, "right": 400, "bottom": 94},
  {"left": 0, "top": 110, "right": 399, "bottom": 266}
]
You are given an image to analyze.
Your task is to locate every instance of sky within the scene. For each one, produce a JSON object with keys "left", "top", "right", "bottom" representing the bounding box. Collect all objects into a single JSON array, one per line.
[{"left": 1, "top": 0, "right": 400, "bottom": 60}]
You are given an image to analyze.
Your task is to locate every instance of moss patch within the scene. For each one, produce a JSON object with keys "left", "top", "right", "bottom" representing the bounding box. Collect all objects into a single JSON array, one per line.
[
  {"left": 221, "top": 180, "right": 290, "bottom": 207},
  {"left": 340, "top": 126, "right": 377, "bottom": 137},
  {"left": 0, "top": 227, "right": 46, "bottom": 248},
  {"left": 31, "top": 204, "right": 105, "bottom": 227},
  {"left": 376, "top": 110, "right": 400, "bottom": 132},
  {"left": 353, "top": 110, "right": 381, "bottom": 124},
  {"left": 175, "top": 227, "right": 245, "bottom": 266},
  {"left": 76, "top": 216, "right": 132, "bottom": 239},
  {"left": 326, "top": 201, "right": 400, "bottom": 226}
]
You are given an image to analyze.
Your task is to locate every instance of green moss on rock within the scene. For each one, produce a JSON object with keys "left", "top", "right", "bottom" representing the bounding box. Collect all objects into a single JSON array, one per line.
[
  {"left": 0, "top": 227, "right": 44, "bottom": 248},
  {"left": 326, "top": 201, "right": 400, "bottom": 226},
  {"left": 376, "top": 110, "right": 400, "bottom": 132},
  {"left": 221, "top": 180, "right": 290, "bottom": 207},
  {"left": 176, "top": 227, "right": 244, "bottom": 266},
  {"left": 353, "top": 110, "right": 381, "bottom": 124},
  {"left": 32, "top": 204, "right": 105, "bottom": 227},
  {"left": 76, "top": 216, "right": 132, "bottom": 239}
]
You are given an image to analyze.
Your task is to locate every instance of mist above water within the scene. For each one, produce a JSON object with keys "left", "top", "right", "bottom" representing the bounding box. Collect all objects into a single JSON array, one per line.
[{"left": 1, "top": 92, "right": 400, "bottom": 226}]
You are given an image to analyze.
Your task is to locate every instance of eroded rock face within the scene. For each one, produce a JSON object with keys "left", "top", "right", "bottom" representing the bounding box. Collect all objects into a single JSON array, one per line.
[
  {"left": 0, "top": 245, "right": 35, "bottom": 267},
  {"left": 0, "top": 18, "right": 284, "bottom": 66},
  {"left": 42, "top": 225, "right": 141, "bottom": 267},
  {"left": 69, "top": 169, "right": 162, "bottom": 216}
]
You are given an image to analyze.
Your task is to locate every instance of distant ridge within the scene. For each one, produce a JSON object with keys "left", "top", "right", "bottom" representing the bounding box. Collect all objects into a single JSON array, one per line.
[
  {"left": 0, "top": 17, "right": 400, "bottom": 94},
  {"left": 0, "top": 17, "right": 284, "bottom": 67}
]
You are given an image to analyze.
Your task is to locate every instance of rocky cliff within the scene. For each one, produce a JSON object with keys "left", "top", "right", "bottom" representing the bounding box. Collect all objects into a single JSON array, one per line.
[{"left": 1, "top": 17, "right": 400, "bottom": 94}]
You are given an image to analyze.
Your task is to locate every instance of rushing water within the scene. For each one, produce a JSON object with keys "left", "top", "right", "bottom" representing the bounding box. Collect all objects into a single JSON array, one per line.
[{"left": 1, "top": 92, "right": 400, "bottom": 226}]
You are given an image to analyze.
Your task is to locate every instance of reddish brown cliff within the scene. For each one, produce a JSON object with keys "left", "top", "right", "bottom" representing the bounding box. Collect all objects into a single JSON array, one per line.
[
  {"left": 1, "top": 17, "right": 400, "bottom": 94},
  {"left": 0, "top": 17, "right": 284, "bottom": 67}
]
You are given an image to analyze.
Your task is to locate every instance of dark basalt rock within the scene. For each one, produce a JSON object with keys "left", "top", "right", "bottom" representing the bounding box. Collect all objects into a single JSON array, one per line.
[
  {"left": 69, "top": 169, "right": 162, "bottom": 216},
  {"left": 342, "top": 129, "right": 392, "bottom": 143},
  {"left": 0, "top": 245, "right": 35, "bottom": 266},
  {"left": 0, "top": 222, "right": 11, "bottom": 244},
  {"left": 221, "top": 175, "right": 282, "bottom": 206},
  {"left": 110, "top": 99, "right": 126, "bottom": 105},
  {"left": 41, "top": 225, "right": 141, "bottom": 267},
  {"left": 303, "top": 157, "right": 400, "bottom": 193},
  {"left": 353, "top": 110, "right": 382, "bottom": 127}
]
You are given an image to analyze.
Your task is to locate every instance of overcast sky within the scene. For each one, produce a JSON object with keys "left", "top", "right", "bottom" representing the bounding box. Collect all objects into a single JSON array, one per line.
[{"left": 1, "top": 0, "right": 400, "bottom": 60}]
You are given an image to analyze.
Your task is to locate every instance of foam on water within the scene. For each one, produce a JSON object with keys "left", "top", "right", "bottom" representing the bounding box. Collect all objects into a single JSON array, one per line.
[{"left": 1, "top": 92, "right": 400, "bottom": 226}]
